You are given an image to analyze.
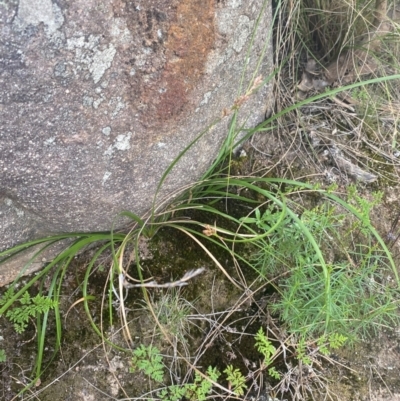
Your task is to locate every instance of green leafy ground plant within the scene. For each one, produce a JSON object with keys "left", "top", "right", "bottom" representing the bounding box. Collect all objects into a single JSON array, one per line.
[
  {"left": 0, "top": 289, "right": 57, "bottom": 334},
  {"left": 255, "top": 327, "right": 281, "bottom": 380},
  {"left": 130, "top": 344, "right": 165, "bottom": 382},
  {"left": 131, "top": 344, "right": 222, "bottom": 401},
  {"left": 130, "top": 343, "right": 249, "bottom": 400},
  {"left": 224, "top": 365, "right": 247, "bottom": 396}
]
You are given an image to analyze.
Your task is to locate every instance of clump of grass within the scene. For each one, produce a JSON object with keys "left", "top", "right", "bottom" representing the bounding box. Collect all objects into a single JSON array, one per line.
[
  {"left": 151, "top": 290, "right": 193, "bottom": 343},
  {"left": 294, "top": 0, "right": 378, "bottom": 62},
  {"left": 268, "top": 0, "right": 400, "bottom": 186},
  {"left": 140, "top": 288, "right": 194, "bottom": 361}
]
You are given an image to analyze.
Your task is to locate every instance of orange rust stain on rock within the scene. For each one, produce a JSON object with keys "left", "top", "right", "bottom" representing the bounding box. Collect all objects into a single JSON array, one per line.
[{"left": 157, "top": 0, "right": 215, "bottom": 122}]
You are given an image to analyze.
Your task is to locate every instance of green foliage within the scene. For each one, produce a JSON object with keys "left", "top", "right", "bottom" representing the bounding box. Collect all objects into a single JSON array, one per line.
[
  {"left": 158, "top": 385, "right": 187, "bottom": 401},
  {"left": 0, "top": 230, "right": 127, "bottom": 395},
  {"left": 132, "top": 344, "right": 220, "bottom": 401},
  {"left": 351, "top": 87, "right": 370, "bottom": 104},
  {"left": 317, "top": 333, "right": 348, "bottom": 356},
  {"left": 296, "top": 337, "right": 312, "bottom": 365},
  {"left": 255, "top": 327, "right": 277, "bottom": 364},
  {"left": 268, "top": 367, "right": 281, "bottom": 380},
  {"left": 185, "top": 366, "right": 221, "bottom": 401},
  {"left": 328, "top": 333, "right": 348, "bottom": 349},
  {"left": 245, "top": 202, "right": 340, "bottom": 278},
  {"left": 0, "top": 289, "right": 57, "bottom": 334},
  {"left": 346, "top": 185, "right": 382, "bottom": 234},
  {"left": 255, "top": 327, "right": 281, "bottom": 379},
  {"left": 242, "top": 201, "right": 345, "bottom": 279},
  {"left": 131, "top": 344, "right": 164, "bottom": 382},
  {"left": 223, "top": 365, "right": 247, "bottom": 396},
  {"left": 0, "top": 349, "right": 6, "bottom": 362},
  {"left": 242, "top": 186, "right": 400, "bottom": 343},
  {"left": 296, "top": 333, "right": 347, "bottom": 365},
  {"left": 158, "top": 366, "right": 220, "bottom": 401}
]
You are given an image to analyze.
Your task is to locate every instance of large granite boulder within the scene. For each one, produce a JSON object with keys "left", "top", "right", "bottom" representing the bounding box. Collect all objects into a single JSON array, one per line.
[{"left": 0, "top": 0, "right": 272, "bottom": 284}]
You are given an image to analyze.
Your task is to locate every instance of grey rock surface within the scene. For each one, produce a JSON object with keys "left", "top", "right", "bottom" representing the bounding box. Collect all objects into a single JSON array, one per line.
[{"left": 0, "top": 0, "right": 273, "bottom": 284}]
